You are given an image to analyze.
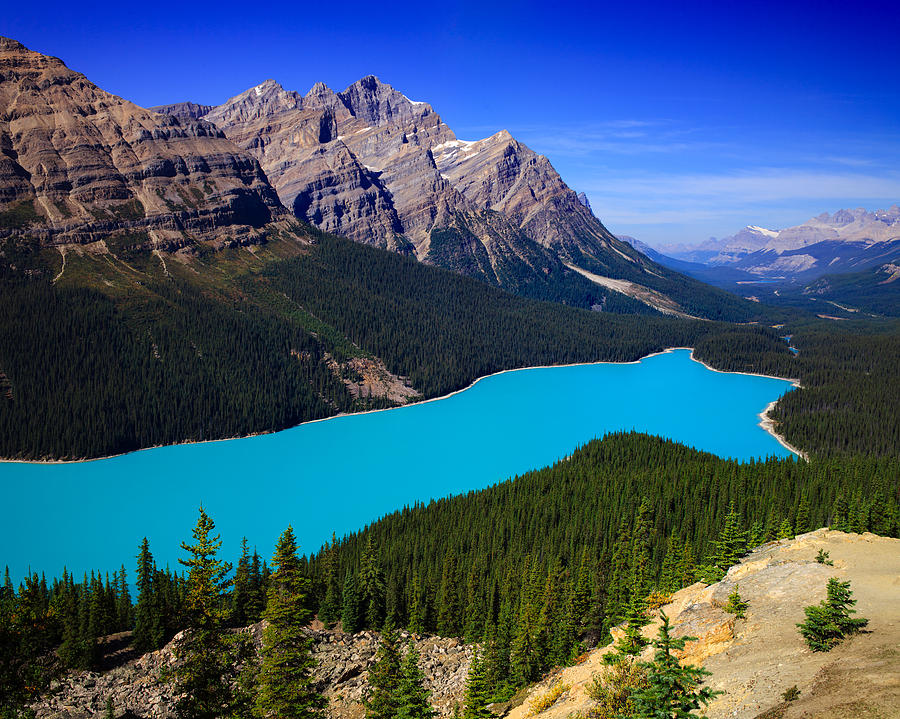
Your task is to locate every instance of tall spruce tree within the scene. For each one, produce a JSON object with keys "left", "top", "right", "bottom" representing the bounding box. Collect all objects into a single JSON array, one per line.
[
  {"left": 396, "top": 642, "right": 435, "bottom": 719},
  {"left": 319, "top": 533, "right": 342, "bottom": 626},
  {"left": 360, "top": 537, "right": 386, "bottom": 630},
  {"left": 437, "top": 551, "right": 461, "bottom": 636},
  {"left": 255, "top": 526, "right": 325, "bottom": 719},
  {"left": 711, "top": 503, "right": 748, "bottom": 571},
  {"left": 341, "top": 571, "right": 362, "bottom": 633},
  {"left": 232, "top": 537, "right": 252, "bottom": 627},
  {"left": 365, "top": 624, "right": 402, "bottom": 719},
  {"left": 172, "top": 508, "right": 237, "bottom": 719},
  {"left": 133, "top": 538, "right": 159, "bottom": 651},
  {"left": 463, "top": 649, "right": 492, "bottom": 719}
]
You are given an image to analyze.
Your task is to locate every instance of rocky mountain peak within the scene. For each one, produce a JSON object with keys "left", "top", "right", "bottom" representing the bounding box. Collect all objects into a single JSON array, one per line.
[
  {"left": 337, "top": 75, "right": 428, "bottom": 126},
  {"left": 205, "top": 79, "right": 303, "bottom": 126},
  {"left": 0, "top": 36, "right": 27, "bottom": 52}
]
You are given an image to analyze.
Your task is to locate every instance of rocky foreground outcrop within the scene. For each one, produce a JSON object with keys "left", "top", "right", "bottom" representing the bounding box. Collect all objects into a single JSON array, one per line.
[
  {"left": 32, "top": 628, "right": 473, "bottom": 719},
  {"left": 32, "top": 531, "right": 899, "bottom": 719},
  {"left": 509, "top": 529, "right": 900, "bottom": 719}
]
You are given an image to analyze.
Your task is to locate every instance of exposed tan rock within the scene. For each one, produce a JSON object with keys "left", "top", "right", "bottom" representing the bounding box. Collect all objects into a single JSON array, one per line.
[{"left": 508, "top": 530, "right": 900, "bottom": 719}]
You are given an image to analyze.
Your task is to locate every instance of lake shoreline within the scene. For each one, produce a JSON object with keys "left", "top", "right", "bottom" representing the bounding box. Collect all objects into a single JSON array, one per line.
[{"left": 0, "top": 346, "right": 802, "bottom": 465}]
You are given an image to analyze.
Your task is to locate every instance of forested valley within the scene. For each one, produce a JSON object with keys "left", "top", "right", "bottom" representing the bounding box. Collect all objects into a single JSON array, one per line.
[{"left": 1, "top": 227, "right": 897, "bottom": 460}]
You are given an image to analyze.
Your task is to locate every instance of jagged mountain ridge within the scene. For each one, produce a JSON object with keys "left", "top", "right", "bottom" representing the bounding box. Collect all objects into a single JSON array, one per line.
[
  {"left": 152, "top": 76, "right": 762, "bottom": 320},
  {"left": 659, "top": 206, "right": 900, "bottom": 280},
  {"left": 0, "top": 37, "right": 288, "bottom": 254}
]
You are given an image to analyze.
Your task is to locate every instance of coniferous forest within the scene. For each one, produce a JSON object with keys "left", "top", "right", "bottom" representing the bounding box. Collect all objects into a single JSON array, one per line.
[
  {"left": 1, "top": 229, "right": 899, "bottom": 717},
  {"left": 0, "top": 229, "right": 897, "bottom": 460}
]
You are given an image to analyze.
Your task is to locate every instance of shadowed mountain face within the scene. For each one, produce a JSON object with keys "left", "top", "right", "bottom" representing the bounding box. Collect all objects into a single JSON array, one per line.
[
  {"left": 153, "top": 76, "right": 762, "bottom": 320},
  {"left": 0, "top": 37, "right": 286, "bottom": 253}
]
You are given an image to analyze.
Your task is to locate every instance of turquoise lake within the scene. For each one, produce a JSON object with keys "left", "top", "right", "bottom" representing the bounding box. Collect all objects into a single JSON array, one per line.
[{"left": 0, "top": 348, "right": 796, "bottom": 581}]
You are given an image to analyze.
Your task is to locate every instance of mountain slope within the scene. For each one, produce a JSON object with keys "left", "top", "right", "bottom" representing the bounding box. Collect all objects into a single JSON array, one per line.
[
  {"left": 0, "top": 37, "right": 286, "bottom": 254},
  {"left": 154, "top": 77, "right": 766, "bottom": 321}
]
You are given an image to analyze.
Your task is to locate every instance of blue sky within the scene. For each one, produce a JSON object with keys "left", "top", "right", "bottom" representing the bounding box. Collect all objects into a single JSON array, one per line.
[{"left": 5, "top": 0, "right": 899, "bottom": 246}]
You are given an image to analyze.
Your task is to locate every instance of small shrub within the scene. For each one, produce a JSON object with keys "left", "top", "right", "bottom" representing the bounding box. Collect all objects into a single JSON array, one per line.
[
  {"left": 781, "top": 685, "right": 801, "bottom": 702},
  {"left": 724, "top": 585, "right": 749, "bottom": 619},
  {"left": 645, "top": 591, "right": 671, "bottom": 611},
  {"left": 586, "top": 659, "right": 648, "bottom": 719},
  {"left": 798, "top": 578, "right": 868, "bottom": 651},
  {"left": 815, "top": 549, "right": 834, "bottom": 566},
  {"left": 529, "top": 681, "right": 569, "bottom": 715}
]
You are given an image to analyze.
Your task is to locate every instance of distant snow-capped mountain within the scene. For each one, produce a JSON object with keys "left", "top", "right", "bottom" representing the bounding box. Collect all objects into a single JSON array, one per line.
[{"left": 660, "top": 207, "right": 900, "bottom": 280}]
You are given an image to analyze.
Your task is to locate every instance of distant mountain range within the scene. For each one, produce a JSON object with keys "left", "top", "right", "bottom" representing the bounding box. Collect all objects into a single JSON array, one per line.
[
  {"left": 621, "top": 207, "right": 900, "bottom": 317},
  {"left": 0, "top": 34, "right": 766, "bottom": 323},
  {"left": 656, "top": 207, "right": 900, "bottom": 280}
]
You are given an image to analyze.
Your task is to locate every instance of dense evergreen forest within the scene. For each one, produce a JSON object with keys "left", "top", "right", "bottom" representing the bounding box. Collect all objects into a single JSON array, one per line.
[
  {"left": 694, "top": 321, "right": 900, "bottom": 456},
  {"left": 3, "top": 433, "right": 897, "bottom": 715},
  {"left": 1, "top": 225, "right": 896, "bottom": 460},
  {"left": 0, "top": 227, "right": 796, "bottom": 461}
]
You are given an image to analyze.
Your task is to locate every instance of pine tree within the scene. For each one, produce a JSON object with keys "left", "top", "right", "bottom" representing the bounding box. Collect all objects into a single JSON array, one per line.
[
  {"left": 245, "top": 549, "right": 265, "bottom": 624},
  {"left": 231, "top": 537, "right": 252, "bottom": 627},
  {"left": 319, "top": 533, "right": 342, "bottom": 626},
  {"left": 631, "top": 612, "right": 721, "bottom": 718},
  {"left": 486, "top": 600, "right": 515, "bottom": 701},
  {"left": 604, "top": 592, "right": 648, "bottom": 663},
  {"left": 255, "top": 526, "right": 325, "bottom": 719},
  {"left": 748, "top": 521, "right": 766, "bottom": 549},
  {"left": 510, "top": 593, "right": 538, "bottom": 685},
  {"left": 572, "top": 548, "right": 593, "bottom": 632},
  {"left": 724, "top": 585, "right": 748, "bottom": 619},
  {"left": 361, "top": 537, "right": 387, "bottom": 630},
  {"left": 341, "top": 571, "right": 362, "bottom": 633},
  {"left": 630, "top": 500, "right": 653, "bottom": 602},
  {"left": 172, "top": 508, "right": 237, "bottom": 719},
  {"left": 657, "top": 535, "right": 681, "bottom": 595},
  {"left": 463, "top": 649, "right": 492, "bottom": 719},
  {"left": 116, "top": 565, "right": 132, "bottom": 632},
  {"left": 830, "top": 494, "right": 850, "bottom": 532},
  {"left": 407, "top": 571, "right": 426, "bottom": 635},
  {"left": 798, "top": 578, "right": 869, "bottom": 652},
  {"left": 365, "top": 624, "right": 402, "bottom": 719},
  {"left": 777, "top": 518, "right": 793, "bottom": 540},
  {"left": 711, "top": 502, "right": 748, "bottom": 571},
  {"left": 604, "top": 524, "right": 632, "bottom": 630},
  {"left": 795, "top": 495, "right": 811, "bottom": 534},
  {"left": 133, "top": 538, "right": 158, "bottom": 651},
  {"left": 437, "top": 551, "right": 460, "bottom": 636},
  {"left": 396, "top": 642, "right": 435, "bottom": 719}
]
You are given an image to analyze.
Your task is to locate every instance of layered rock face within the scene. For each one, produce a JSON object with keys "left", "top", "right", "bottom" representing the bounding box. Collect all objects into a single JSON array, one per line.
[
  {"left": 0, "top": 37, "right": 287, "bottom": 251},
  {"left": 157, "top": 74, "right": 650, "bottom": 288}
]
